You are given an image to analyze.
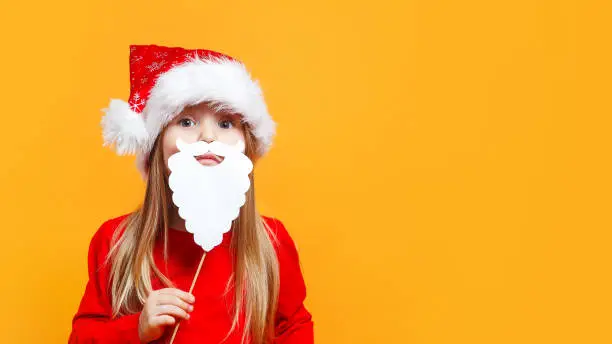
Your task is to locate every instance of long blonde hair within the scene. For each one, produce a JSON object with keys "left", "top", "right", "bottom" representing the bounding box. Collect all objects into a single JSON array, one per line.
[{"left": 103, "top": 119, "right": 280, "bottom": 344}]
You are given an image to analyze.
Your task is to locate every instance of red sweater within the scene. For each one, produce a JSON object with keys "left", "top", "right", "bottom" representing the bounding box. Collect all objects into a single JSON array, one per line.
[{"left": 68, "top": 213, "right": 313, "bottom": 343}]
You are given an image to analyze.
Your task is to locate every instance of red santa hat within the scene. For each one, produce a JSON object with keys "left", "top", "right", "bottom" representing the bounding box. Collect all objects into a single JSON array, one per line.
[{"left": 101, "top": 44, "right": 275, "bottom": 177}]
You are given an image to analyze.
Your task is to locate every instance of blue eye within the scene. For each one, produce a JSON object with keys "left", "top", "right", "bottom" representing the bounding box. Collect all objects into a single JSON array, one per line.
[
  {"left": 219, "top": 120, "right": 233, "bottom": 129},
  {"left": 179, "top": 118, "right": 196, "bottom": 127}
]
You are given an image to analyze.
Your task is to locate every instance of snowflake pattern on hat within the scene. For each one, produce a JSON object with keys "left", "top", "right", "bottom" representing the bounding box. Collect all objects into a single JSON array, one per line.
[{"left": 126, "top": 45, "right": 231, "bottom": 116}]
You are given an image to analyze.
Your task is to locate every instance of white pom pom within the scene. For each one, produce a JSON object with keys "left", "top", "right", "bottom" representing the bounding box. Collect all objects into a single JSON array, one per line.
[{"left": 100, "top": 99, "right": 148, "bottom": 155}]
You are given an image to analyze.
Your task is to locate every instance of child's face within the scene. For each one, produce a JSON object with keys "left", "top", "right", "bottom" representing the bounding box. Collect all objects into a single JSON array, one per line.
[{"left": 162, "top": 102, "right": 245, "bottom": 173}]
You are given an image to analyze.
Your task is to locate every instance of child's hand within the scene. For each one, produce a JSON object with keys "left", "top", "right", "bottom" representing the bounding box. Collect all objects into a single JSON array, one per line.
[{"left": 138, "top": 288, "right": 195, "bottom": 343}]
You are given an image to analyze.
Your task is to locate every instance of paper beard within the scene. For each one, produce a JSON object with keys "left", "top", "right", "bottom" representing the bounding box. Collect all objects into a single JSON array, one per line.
[{"left": 167, "top": 137, "right": 253, "bottom": 251}]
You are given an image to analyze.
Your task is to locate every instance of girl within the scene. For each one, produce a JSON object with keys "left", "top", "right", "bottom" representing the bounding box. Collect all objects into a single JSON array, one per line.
[{"left": 68, "top": 45, "right": 313, "bottom": 344}]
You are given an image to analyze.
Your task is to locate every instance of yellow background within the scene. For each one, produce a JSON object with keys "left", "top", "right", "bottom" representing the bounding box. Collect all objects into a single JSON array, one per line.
[{"left": 0, "top": 0, "right": 609, "bottom": 343}]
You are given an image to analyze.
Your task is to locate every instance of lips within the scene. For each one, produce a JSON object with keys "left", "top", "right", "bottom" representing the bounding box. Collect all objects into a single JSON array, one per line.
[{"left": 195, "top": 153, "right": 223, "bottom": 163}]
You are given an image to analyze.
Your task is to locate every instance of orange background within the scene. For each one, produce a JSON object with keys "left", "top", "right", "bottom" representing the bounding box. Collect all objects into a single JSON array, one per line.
[{"left": 0, "top": 0, "right": 610, "bottom": 343}]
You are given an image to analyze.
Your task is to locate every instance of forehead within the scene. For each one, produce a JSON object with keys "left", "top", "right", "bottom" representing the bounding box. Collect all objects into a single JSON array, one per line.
[{"left": 180, "top": 101, "right": 240, "bottom": 117}]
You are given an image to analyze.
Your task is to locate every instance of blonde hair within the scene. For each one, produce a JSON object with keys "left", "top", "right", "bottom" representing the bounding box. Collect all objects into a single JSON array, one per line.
[{"left": 103, "top": 117, "right": 280, "bottom": 344}]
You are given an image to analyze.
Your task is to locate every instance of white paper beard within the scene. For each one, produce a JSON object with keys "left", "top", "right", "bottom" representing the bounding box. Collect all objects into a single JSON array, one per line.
[{"left": 167, "top": 137, "right": 253, "bottom": 252}]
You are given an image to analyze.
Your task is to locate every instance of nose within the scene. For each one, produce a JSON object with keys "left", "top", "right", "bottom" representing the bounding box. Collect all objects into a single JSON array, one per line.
[{"left": 198, "top": 118, "right": 217, "bottom": 143}]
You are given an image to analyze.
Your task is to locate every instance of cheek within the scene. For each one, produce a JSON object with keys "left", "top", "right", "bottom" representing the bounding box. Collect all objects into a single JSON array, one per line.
[
  {"left": 161, "top": 128, "right": 187, "bottom": 161},
  {"left": 219, "top": 127, "right": 246, "bottom": 145},
  {"left": 162, "top": 126, "right": 204, "bottom": 167},
  {"left": 162, "top": 131, "right": 178, "bottom": 161}
]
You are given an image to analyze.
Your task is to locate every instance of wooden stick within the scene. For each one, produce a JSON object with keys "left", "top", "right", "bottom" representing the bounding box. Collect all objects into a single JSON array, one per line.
[{"left": 168, "top": 251, "right": 207, "bottom": 344}]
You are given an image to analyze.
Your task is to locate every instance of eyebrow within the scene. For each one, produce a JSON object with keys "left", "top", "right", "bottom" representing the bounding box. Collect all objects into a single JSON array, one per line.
[
  {"left": 175, "top": 113, "right": 192, "bottom": 121},
  {"left": 219, "top": 112, "right": 243, "bottom": 120},
  {"left": 177, "top": 111, "right": 242, "bottom": 121}
]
